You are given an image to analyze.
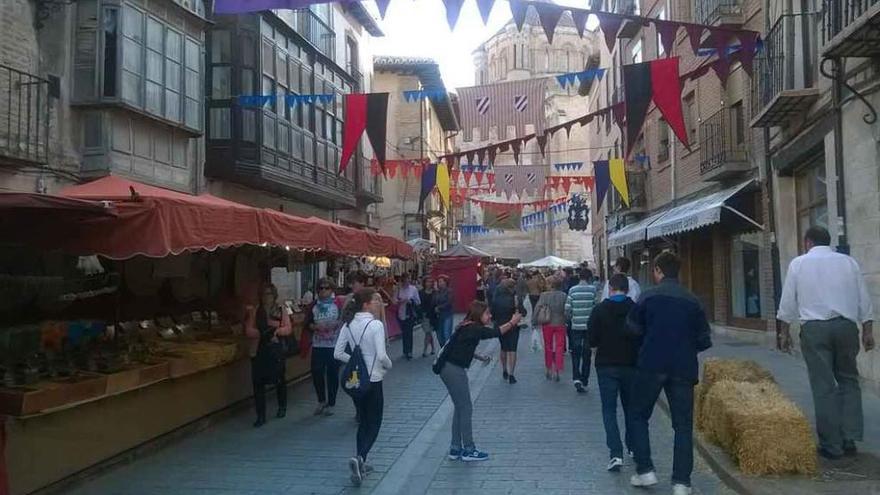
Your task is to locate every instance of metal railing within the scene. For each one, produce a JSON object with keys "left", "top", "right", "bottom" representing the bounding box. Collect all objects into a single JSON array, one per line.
[
  {"left": 295, "top": 9, "right": 335, "bottom": 59},
  {"left": 699, "top": 106, "right": 749, "bottom": 175},
  {"left": 693, "top": 0, "right": 741, "bottom": 25},
  {"left": 751, "top": 13, "right": 820, "bottom": 120},
  {"left": 0, "top": 64, "right": 50, "bottom": 164},
  {"left": 823, "top": 0, "right": 880, "bottom": 44}
]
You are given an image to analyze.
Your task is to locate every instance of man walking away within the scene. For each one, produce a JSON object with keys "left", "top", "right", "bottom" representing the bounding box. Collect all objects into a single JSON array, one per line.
[
  {"left": 602, "top": 257, "right": 641, "bottom": 302},
  {"left": 589, "top": 274, "right": 638, "bottom": 472},
  {"left": 566, "top": 268, "right": 597, "bottom": 393},
  {"left": 394, "top": 273, "right": 421, "bottom": 360},
  {"left": 777, "top": 226, "right": 875, "bottom": 459},
  {"left": 627, "top": 252, "right": 712, "bottom": 495}
]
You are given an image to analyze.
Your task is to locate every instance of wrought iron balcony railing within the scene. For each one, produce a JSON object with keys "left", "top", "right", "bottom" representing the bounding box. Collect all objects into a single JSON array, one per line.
[
  {"left": 751, "top": 13, "right": 821, "bottom": 127},
  {"left": 822, "top": 0, "right": 880, "bottom": 57},
  {"left": 700, "top": 106, "right": 749, "bottom": 178},
  {"left": 0, "top": 64, "right": 50, "bottom": 165}
]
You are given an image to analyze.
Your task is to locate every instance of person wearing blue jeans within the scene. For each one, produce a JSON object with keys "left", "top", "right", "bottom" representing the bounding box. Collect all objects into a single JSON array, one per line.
[
  {"left": 588, "top": 273, "right": 638, "bottom": 471},
  {"left": 626, "top": 252, "right": 712, "bottom": 495}
]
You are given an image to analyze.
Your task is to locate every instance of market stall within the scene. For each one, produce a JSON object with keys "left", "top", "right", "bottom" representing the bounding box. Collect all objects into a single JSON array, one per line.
[
  {"left": 0, "top": 176, "right": 411, "bottom": 495},
  {"left": 518, "top": 255, "right": 579, "bottom": 269},
  {"left": 431, "top": 256, "right": 480, "bottom": 313}
]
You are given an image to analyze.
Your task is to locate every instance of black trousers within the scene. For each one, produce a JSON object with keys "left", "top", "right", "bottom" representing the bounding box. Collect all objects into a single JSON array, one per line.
[
  {"left": 569, "top": 332, "right": 592, "bottom": 385},
  {"left": 400, "top": 317, "right": 416, "bottom": 357},
  {"left": 252, "top": 357, "right": 286, "bottom": 420},
  {"left": 355, "top": 381, "right": 384, "bottom": 461},
  {"left": 311, "top": 347, "right": 339, "bottom": 406}
]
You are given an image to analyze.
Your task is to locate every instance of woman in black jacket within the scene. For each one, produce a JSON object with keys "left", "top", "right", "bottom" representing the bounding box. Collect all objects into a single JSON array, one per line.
[
  {"left": 490, "top": 278, "right": 526, "bottom": 384},
  {"left": 437, "top": 300, "right": 522, "bottom": 462}
]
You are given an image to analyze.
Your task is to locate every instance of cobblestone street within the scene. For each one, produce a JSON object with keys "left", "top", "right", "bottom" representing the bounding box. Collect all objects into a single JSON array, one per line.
[{"left": 63, "top": 327, "right": 730, "bottom": 495}]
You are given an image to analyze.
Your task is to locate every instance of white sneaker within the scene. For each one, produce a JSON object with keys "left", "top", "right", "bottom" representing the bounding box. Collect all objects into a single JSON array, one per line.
[
  {"left": 630, "top": 471, "right": 659, "bottom": 487},
  {"left": 606, "top": 457, "right": 623, "bottom": 472},
  {"left": 672, "top": 484, "right": 692, "bottom": 495}
]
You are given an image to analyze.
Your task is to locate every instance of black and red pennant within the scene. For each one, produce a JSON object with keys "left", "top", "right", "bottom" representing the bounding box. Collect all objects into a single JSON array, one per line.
[
  {"left": 623, "top": 57, "right": 689, "bottom": 159},
  {"left": 339, "top": 93, "right": 389, "bottom": 175}
]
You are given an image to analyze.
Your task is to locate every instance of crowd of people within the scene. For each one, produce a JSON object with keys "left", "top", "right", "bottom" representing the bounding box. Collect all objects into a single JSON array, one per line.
[{"left": 239, "top": 225, "right": 876, "bottom": 494}]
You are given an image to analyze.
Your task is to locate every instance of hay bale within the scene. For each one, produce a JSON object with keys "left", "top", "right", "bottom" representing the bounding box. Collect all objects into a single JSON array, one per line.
[
  {"left": 697, "top": 358, "right": 775, "bottom": 429},
  {"left": 702, "top": 380, "right": 817, "bottom": 476}
]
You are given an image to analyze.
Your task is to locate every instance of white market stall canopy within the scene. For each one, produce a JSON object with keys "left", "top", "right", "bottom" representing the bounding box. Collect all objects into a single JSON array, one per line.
[
  {"left": 439, "top": 243, "right": 494, "bottom": 258},
  {"left": 518, "top": 255, "right": 579, "bottom": 268}
]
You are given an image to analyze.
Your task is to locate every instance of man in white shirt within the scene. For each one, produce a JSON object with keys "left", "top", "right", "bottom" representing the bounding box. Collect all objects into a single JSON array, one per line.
[
  {"left": 777, "top": 226, "right": 875, "bottom": 459},
  {"left": 394, "top": 273, "right": 421, "bottom": 360},
  {"left": 601, "top": 257, "right": 642, "bottom": 302}
]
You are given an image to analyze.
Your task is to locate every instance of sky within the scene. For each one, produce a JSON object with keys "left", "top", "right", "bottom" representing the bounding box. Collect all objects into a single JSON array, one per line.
[{"left": 366, "top": 0, "right": 595, "bottom": 90}]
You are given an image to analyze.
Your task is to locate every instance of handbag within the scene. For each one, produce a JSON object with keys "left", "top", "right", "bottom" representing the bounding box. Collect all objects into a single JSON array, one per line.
[{"left": 535, "top": 303, "right": 551, "bottom": 325}]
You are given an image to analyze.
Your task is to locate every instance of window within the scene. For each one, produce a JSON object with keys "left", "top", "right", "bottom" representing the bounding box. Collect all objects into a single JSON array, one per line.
[
  {"left": 631, "top": 38, "right": 643, "bottom": 64},
  {"left": 656, "top": 7, "right": 667, "bottom": 58},
  {"left": 658, "top": 119, "right": 670, "bottom": 162},
  {"left": 86, "top": 4, "right": 203, "bottom": 131},
  {"left": 795, "top": 158, "right": 828, "bottom": 245},
  {"left": 684, "top": 92, "right": 697, "bottom": 144},
  {"left": 730, "top": 232, "right": 762, "bottom": 319},
  {"left": 730, "top": 101, "right": 745, "bottom": 145}
]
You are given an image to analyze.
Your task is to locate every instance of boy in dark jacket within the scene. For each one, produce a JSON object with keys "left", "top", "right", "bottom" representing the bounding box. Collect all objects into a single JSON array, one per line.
[
  {"left": 626, "top": 252, "right": 712, "bottom": 495},
  {"left": 588, "top": 273, "right": 638, "bottom": 472}
]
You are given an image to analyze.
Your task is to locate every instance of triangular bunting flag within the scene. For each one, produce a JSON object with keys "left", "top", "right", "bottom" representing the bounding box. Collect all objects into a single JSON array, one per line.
[
  {"left": 737, "top": 31, "right": 760, "bottom": 76},
  {"left": 436, "top": 163, "right": 450, "bottom": 209},
  {"left": 509, "top": 0, "right": 529, "bottom": 31},
  {"left": 571, "top": 10, "right": 589, "bottom": 38},
  {"left": 537, "top": 135, "right": 548, "bottom": 156},
  {"left": 562, "top": 177, "right": 573, "bottom": 195},
  {"left": 712, "top": 58, "right": 731, "bottom": 87},
  {"left": 533, "top": 2, "right": 564, "bottom": 45},
  {"left": 597, "top": 13, "right": 625, "bottom": 53},
  {"left": 400, "top": 162, "right": 410, "bottom": 178},
  {"left": 365, "top": 93, "right": 389, "bottom": 168},
  {"left": 413, "top": 163, "right": 424, "bottom": 178},
  {"left": 623, "top": 61, "right": 653, "bottom": 158},
  {"left": 511, "top": 140, "right": 522, "bottom": 164},
  {"left": 442, "top": 0, "right": 465, "bottom": 30},
  {"left": 476, "top": 0, "right": 495, "bottom": 24},
  {"left": 656, "top": 20, "right": 679, "bottom": 58},
  {"left": 475, "top": 171, "right": 485, "bottom": 186},
  {"left": 340, "top": 94, "right": 368, "bottom": 175},
  {"left": 463, "top": 169, "right": 474, "bottom": 186},
  {"left": 609, "top": 158, "right": 629, "bottom": 206},
  {"left": 375, "top": 0, "right": 391, "bottom": 18},
  {"left": 686, "top": 24, "right": 706, "bottom": 56}
]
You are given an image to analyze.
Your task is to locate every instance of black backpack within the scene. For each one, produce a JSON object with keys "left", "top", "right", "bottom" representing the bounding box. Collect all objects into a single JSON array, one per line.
[{"left": 341, "top": 320, "right": 378, "bottom": 399}]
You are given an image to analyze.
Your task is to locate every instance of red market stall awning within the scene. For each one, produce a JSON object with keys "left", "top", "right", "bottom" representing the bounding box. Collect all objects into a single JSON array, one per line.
[{"left": 2, "top": 176, "right": 412, "bottom": 260}]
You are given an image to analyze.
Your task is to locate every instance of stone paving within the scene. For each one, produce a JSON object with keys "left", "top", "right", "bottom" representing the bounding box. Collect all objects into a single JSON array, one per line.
[{"left": 63, "top": 326, "right": 731, "bottom": 495}]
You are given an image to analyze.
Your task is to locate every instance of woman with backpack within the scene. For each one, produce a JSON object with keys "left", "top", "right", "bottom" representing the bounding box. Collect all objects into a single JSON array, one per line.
[
  {"left": 244, "top": 284, "right": 292, "bottom": 427},
  {"left": 334, "top": 288, "right": 392, "bottom": 486},
  {"left": 534, "top": 276, "right": 569, "bottom": 382},
  {"left": 435, "top": 300, "right": 522, "bottom": 462}
]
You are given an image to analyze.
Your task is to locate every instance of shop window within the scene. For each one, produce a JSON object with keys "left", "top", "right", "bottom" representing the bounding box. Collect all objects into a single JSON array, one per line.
[
  {"left": 795, "top": 159, "right": 828, "bottom": 245},
  {"left": 730, "top": 232, "right": 762, "bottom": 319}
]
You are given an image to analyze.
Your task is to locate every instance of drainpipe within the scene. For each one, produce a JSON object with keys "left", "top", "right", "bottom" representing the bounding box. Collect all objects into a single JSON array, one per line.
[
  {"left": 831, "top": 57, "right": 849, "bottom": 254},
  {"left": 670, "top": 126, "right": 677, "bottom": 202}
]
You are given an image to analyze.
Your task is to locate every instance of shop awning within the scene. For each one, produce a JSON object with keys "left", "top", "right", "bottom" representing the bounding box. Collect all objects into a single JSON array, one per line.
[
  {"left": 607, "top": 208, "right": 671, "bottom": 248},
  {"left": 645, "top": 181, "right": 762, "bottom": 240},
  {"left": 607, "top": 181, "right": 762, "bottom": 248},
  {"left": 2, "top": 176, "right": 412, "bottom": 260}
]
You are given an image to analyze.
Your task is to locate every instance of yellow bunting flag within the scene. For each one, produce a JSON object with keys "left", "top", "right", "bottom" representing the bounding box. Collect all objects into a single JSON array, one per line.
[
  {"left": 609, "top": 158, "right": 629, "bottom": 207},
  {"left": 436, "top": 162, "right": 450, "bottom": 210}
]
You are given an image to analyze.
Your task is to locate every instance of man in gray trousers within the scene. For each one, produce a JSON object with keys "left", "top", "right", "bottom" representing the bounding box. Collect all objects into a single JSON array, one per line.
[{"left": 777, "top": 226, "right": 875, "bottom": 459}]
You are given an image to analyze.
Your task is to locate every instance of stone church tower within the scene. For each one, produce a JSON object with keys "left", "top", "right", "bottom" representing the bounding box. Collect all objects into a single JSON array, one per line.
[{"left": 456, "top": 5, "right": 600, "bottom": 265}]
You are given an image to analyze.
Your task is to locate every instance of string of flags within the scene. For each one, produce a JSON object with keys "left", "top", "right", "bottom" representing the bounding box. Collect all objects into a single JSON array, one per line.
[
  {"left": 403, "top": 90, "right": 449, "bottom": 102},
  {"left": 237, "top": 94, "right": 335, "bottom": 107},
  {"left": 467, "top": 195, "right": 568, "bottom": 210},
  {"left": 370, "top": 159, "right": 431, "bottom": 178},
  {"left": 554, "top": 162, "right": 583, "bottom": 172},
  {"left": 523, "top": 218, "right": 567, "bottom": 232},
  {"left": 555, "top": 68, "right": 606, "bottom": 90},
  {"left": 458, "top": 225, "right": 503, "bottom": 236}
]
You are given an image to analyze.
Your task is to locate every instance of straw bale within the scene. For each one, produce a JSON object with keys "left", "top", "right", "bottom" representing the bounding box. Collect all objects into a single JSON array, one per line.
[
  {"left": 702, "top": 380, "right": 817, "bottom": 476},
  {"left": 697, "top": 358, "right": 775, "bottom": 429}
]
